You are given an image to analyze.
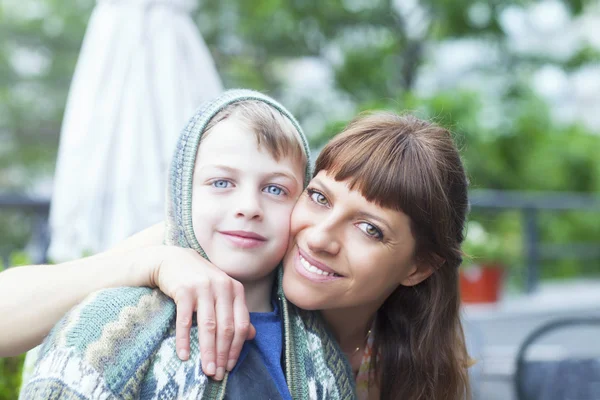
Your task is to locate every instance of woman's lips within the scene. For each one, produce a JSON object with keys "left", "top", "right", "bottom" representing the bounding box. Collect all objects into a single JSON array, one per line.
[
  {"left": 220, "top": 230, "right": 266, "bottom": 249},
  {"left": 294, "top": 247, "right": 342, "bottom": 282}
]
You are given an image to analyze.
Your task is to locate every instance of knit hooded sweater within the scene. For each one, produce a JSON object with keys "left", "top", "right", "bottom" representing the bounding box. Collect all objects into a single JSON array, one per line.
[{"left": 20, "top": 89, "right": 356, "bottom": 400}]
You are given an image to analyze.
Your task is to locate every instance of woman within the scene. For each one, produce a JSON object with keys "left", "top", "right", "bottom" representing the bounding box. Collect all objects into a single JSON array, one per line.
[
  {"left": 281, "top": 113, "right": 471, "bottom": 399},
  {"left": 0, "top": 112, "right": 471, "bottom": 399}
]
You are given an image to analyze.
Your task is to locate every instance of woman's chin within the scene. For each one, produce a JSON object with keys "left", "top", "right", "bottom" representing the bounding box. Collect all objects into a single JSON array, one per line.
[{"left": 281, "top": 277, "right": 324, "bottom": 310}]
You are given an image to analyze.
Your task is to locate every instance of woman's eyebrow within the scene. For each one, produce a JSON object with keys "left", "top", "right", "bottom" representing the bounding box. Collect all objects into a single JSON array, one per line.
[
  {"left": 310, "top": 176, "right": 327, "bottom": 188},
  {"left": 313, "top": 176, "right": 394, "bottom": 232}
]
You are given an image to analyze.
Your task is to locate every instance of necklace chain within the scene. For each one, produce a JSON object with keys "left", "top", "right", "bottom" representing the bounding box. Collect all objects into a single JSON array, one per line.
[{"left": 351, "top": 329, "right": 372, "bottom": 356}]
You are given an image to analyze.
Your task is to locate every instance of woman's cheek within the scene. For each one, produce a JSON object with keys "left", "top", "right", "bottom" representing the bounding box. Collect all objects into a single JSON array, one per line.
[
  {"left": 289, "top": 202, "right": 302, "bottom": 236},
  {"left": 289, "top": 201, "right": 312, "bottom": 237}
]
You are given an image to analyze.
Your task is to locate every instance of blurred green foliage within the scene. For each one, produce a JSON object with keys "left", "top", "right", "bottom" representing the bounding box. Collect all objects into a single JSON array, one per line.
[
  {"left": 0, "top": 253, "right": 32, "bottom": 400},
  {"left": 0, "top": 211, "right": 37, "bottom": 265},
  {"left": 1, "top": 0, "right": 599, "bottom": 265},
  {"left": 0, "top": 354, "right": 25, "bottom": 400},
  {"left": 1, "top": 0, "right": 599, "bottom": 276}
]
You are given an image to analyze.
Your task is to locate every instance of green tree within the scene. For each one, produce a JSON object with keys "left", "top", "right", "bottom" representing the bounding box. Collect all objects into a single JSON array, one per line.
[{"left": 0, "top": 0, "right": 93, "bottom": 187}]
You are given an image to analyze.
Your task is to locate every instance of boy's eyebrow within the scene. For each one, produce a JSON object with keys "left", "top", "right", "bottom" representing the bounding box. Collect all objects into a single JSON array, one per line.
[
  {"left": 199, "top": 164, "right": 301, "bottom": 183},
  {"left": 268, "top": 171, "right": 301, "bottom": 182},
  {"left": 198, "top": 165, "right": 239, "bottom": 174}
]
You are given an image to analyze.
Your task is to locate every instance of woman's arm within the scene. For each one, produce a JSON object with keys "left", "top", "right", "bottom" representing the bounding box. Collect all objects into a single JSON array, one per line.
[
  {"left": 0, "top": 223, "right": 165, "bottom": 357},
  {"left": 0, "top": 250, "right": 144, "bottom": 356}
]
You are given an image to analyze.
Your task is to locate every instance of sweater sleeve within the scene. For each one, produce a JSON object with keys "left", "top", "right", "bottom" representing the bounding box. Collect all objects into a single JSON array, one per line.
[
  {"left": 19, "top": 346, "right": 121, "bottom": 400},
  {"left": 20, "top": 287, "right": 176, "bottom": 400}
]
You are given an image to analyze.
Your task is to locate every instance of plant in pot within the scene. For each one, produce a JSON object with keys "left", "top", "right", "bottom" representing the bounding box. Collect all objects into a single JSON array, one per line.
[{"left": 460, "top": 221, "right": 514, "bottom": 304}]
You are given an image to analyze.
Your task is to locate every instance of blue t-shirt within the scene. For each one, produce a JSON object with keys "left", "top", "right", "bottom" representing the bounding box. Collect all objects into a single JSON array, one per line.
[{"left": 226, "top": 301, "right": 291, "bottom": 400}]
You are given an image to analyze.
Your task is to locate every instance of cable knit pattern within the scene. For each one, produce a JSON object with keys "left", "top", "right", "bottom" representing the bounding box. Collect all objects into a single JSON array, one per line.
[{"left": 20, "top": 89, "right": 356, "bottom": 400}]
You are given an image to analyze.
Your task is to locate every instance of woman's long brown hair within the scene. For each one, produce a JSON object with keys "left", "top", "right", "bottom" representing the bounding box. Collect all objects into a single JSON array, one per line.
[{"left": 315, "top": 112, "right": 471, "bottom": 400}]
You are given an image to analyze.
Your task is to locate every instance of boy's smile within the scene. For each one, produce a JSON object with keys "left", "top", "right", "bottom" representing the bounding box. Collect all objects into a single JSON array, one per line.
[
  {"left": 219, "top": 230, "right": 267, "bottom": 249},
  {"left": 191, "top": 117, "right": 305, "bottom": 285}
]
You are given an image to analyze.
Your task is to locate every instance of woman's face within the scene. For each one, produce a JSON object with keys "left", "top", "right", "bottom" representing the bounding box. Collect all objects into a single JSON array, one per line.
[{"left": 282, "top": 171, "right": 431, "bottom": 312}]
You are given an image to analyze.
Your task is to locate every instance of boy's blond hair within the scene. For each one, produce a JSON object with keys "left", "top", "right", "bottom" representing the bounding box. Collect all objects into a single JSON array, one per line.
[{"left": 202, "top": 100, "right": 307, "bottom": 167}]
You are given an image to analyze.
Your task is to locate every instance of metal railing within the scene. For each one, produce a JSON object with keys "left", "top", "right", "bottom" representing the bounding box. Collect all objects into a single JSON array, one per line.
[
  {"left": 2, "top": 190, "right": 600, "bottom": 292},
  {"left": 469, "top": 189, "right": 600, "bottom": 293}
]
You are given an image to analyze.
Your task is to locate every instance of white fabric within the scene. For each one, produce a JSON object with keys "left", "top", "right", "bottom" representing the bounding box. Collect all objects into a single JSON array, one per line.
[{"left": 48, "top": 0, "right": 222, "bottom": 261}]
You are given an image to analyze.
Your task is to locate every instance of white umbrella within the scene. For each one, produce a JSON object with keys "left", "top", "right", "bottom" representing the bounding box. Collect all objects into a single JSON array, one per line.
[{"left": 47, "top": 0, "right": 222, "bottom": 262}]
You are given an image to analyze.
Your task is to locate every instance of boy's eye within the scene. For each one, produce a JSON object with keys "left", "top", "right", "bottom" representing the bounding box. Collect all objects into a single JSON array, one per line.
[
  {"left": 307, "top": 189, "right": 329, "bottom": 206},
  {"left": 212, "top": 180, "right": 231, "bottom": 189},
  {"left": 356, "top": 222, "right": 383, "bottom": 240},
  {"left": 263, "top": 185, "right": 285, "bottom": 196}
]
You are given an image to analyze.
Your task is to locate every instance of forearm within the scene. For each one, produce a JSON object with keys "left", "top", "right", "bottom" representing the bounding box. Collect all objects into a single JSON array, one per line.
[
  {"left": 0, "top": 249, "right": 152, "bottom": 357},
  {"left": 0, "top": 222, "right": 165, "bottom": 356}
]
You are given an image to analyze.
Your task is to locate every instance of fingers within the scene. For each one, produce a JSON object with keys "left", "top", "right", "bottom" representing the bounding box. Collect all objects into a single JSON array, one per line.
[
  {"left": 226, "top": 281, "right": 252, "bottom": 372},
  {"left": 164, "top": 254, "right": 251, "bottom": 382},
  {"left": 175, "top": 289, "right": 195, "bottom": 361},
  {"left": 247, "top": 324, "right": 256, "bottom": 341},
  {"left": 213, "top": 278, "right": 235, "bottom": 381},
  {"left": 196, "top": 281, "right": 217, "bottom": 377}
]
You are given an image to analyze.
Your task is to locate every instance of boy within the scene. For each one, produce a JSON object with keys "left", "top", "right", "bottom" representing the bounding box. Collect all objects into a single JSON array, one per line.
[{"left": 20, "top": 90, "right": 354, "bottom": 399}]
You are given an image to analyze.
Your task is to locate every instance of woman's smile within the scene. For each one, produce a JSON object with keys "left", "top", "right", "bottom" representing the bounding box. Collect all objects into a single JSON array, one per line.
[{"left": 293, "top": 246, "right": 342, "bottom": 282}]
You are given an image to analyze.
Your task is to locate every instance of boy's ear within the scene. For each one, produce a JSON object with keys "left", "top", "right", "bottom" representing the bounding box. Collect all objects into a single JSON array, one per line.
[{"left": 399, "top": 254, "right": 443, "bottom": 287}]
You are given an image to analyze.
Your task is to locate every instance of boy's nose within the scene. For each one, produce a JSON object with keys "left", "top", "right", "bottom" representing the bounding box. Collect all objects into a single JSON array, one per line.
[{"left": 235, "top": 195, "right": 263, "bottom": 221}]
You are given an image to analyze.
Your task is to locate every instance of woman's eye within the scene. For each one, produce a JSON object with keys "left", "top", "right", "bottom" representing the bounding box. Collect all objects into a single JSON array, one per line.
[
  {"left": 357, "top": 222, "right": 383, "bottom": 240},
  {"left": 212, "top": 180, "right": 231, "bottom": 189},
  {"left": 308, "top": 189, "right": 329, "bottom": 206},
  {"left": 264, "top": 185, "right": 285, "bottom": 196}
]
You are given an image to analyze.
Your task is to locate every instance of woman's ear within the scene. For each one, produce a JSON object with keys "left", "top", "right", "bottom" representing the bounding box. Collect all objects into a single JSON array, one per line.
[
  {"left": 400, "top": 264, "right": 434, "bottom": 286},
  {"left": 400, "top": 254, "right": 444, "bottom": 286}
]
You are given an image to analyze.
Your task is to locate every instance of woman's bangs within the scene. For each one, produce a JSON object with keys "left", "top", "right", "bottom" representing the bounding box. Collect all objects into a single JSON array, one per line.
[{"left": 315, "top": 125, "right": 417, "bottom": 213}]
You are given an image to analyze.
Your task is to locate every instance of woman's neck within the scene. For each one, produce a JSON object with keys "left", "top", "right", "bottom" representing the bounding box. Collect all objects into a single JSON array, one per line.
[{"left": 321, "top": 303, "right": 377, "bottom": 356}]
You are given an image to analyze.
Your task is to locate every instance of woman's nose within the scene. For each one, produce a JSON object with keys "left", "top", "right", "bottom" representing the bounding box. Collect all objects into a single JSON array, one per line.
[{"left": 306, "top": 220, "right": 341, "bottom": 255}]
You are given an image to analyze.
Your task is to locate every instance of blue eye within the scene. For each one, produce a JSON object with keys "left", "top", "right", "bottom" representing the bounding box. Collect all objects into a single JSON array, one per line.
[
  {"left": 357, "top": 222, "right": 383, "bottom": 240},
  {"left": 264, "top": 185, "right": 285, "bottom": 196},
  {"left": 212, "top": 180, "right": 231, "bottom": 189}
]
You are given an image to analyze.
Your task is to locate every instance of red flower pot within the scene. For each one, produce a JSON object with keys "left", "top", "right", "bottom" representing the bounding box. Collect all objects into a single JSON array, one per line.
[{"left": 459, "top": 264, "right": 504, "bottom": 304}]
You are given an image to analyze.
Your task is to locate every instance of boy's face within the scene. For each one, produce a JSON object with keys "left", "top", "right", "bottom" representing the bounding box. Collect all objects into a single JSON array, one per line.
[{"left": 191, "top": 117, "right": 305, "bottom": 283}]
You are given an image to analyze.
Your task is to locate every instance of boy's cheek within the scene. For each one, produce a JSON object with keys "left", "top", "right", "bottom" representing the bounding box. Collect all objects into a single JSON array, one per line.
[
  {"left": 274, "top": 232, "right": 292, "bottom": 264},
  {"left": 271, "top": 211, "right": 292, "bottom": 256},
  {"left": 275, "top": 217, "right": 292, "bottom": 244},
  {"left": 272, "top": 201, "right": 296, "bottom": 226}
]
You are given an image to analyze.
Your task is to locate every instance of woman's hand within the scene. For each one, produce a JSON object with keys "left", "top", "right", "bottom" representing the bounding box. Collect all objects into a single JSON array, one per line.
[{"left": 142, "top": 246, "right": 255, "bottom": 381}]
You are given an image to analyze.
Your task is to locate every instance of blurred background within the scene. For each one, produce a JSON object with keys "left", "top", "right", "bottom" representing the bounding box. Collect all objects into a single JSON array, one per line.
[{"left": 1, "top": 0, "right": 600, "bottom": 399}]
